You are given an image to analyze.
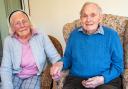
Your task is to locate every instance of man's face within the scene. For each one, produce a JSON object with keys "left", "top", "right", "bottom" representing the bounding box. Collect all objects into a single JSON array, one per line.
[
  {"left": 80, "top": 4, "right": 102, "bottom": 34},
  {"left": 10, "top": 11, "right": 31, "bottom": 38}
]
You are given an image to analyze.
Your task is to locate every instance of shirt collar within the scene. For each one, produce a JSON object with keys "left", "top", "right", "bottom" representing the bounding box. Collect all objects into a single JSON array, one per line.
[{"left": 78, "top": 25, "right": 104, "bottom": 35}]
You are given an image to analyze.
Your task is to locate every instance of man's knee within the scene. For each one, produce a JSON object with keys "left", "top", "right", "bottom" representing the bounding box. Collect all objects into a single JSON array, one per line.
[{"left": 96, "top": 85, "right": 118, "bottom": 89}]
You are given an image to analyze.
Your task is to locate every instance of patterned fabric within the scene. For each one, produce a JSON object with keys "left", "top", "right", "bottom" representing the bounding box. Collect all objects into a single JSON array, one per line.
[
  {"left": 63, "top": 14, "right": 128, "bottom": 43},
  {"left": 62, "top": 14, "right": 128, "bottom": 89},
  {"left": 41, "top": 35, "right": 63, "bottom": 89},
  {"left": 48, "top": 35, "right": 63, "bottom": 57},
  {"left": 123, "top": 20, "right": 128, "bottom": 89},
  {"left": 13, "top": 75, "right": 40, "bottom": 89}
]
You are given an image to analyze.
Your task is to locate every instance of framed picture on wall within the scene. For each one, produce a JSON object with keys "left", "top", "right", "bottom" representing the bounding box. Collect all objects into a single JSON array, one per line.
[{"left": 21, "top": 0, "right": 30, "bottom": 15}]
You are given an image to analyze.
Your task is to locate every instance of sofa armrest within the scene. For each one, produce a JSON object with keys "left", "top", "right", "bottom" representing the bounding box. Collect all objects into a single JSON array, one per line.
[
  {"left": 41, "top": 35, "right": 63, "bottom": 89},
  {"left": 123, "top": 69, "right": 128, "bottom": 89},
  {"left": 52, "top": 70, "right": 69, "bottom": 89}
]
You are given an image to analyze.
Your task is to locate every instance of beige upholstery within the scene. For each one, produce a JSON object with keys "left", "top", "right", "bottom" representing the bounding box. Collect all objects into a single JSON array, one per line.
[{"left": 62, "top": 14, "right": 128, "bottom": 89}]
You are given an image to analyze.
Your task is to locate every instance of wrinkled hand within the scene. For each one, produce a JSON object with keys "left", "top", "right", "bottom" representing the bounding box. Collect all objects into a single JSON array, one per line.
[
  {"left": 50, "top": 62, "right": 63, "bottom": 81},
  {"left": 82, "top": 76, "right": 104, "bottom": 88}
]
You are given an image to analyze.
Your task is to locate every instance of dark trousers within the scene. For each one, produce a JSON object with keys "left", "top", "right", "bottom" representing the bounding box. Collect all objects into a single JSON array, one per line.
[{"left": 63, "top": 76, "right": 122, "bottom": 89}]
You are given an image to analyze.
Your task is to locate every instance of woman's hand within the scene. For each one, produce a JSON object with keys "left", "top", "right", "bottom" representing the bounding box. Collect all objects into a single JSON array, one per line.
[{"left": 50, "top": 61, "right": 63, "bottom": 81}]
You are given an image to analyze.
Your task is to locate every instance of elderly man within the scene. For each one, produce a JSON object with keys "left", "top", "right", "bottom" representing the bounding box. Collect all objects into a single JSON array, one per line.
[
  {"left": 1, "top": 10, "right": 61, "bottom": 89},
  {"left": 50, "top": 2, "right": 124, "bottom": 89}
]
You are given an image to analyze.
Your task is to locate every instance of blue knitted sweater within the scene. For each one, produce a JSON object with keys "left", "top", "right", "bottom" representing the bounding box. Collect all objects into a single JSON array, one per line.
[{"left": 63, "top": 26, "right": 124, "bottom": 83}]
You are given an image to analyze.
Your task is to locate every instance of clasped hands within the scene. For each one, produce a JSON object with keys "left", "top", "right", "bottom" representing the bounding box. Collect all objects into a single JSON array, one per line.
[
  {"left": 50, "top": 62, "right": 104, "bottom": 88},
  {"left": 50, "top": 61, "right": 63, "bottom": 81}
]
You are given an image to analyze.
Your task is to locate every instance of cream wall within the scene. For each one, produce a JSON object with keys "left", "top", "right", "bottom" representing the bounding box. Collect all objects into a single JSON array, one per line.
[{"left": 29, "top": 0, "right": 128, "bottom": 49}]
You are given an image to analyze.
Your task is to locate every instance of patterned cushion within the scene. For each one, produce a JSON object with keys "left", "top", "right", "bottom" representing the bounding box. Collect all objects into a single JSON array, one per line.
[
  {"left": 63, "top": 14, "right": 128, "bottom": 89},
  {"left": 123, "top": 20, "right": 128, "bottom": 89},
  {"left": 63, "top": 14, "right": 128, "bottom": 42}
]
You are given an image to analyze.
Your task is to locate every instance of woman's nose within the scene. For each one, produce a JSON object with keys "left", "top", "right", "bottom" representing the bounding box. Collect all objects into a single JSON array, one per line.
[{"left": 19, "top": 22, "right": 25, "bottom": 27}]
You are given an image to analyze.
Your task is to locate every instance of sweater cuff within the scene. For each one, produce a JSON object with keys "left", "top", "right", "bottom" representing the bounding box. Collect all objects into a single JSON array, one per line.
[
  {"left": 101, "top": 73, "right": 112, "bottom": 84},
  {"left": 57, "top": 58, "right": 63, "bottom": 62}
]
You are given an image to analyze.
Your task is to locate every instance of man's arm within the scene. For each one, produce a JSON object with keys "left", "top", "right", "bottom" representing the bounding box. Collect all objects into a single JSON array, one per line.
[{"left": 101, "top": 32, "right": 124, "bottom": 83}]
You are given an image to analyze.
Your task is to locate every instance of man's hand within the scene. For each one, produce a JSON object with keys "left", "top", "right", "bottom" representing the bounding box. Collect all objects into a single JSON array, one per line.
[
  {"left": 82, "top": 76, "right": 104, "bottom": 88},
  {"left": 50, "top": 61, "right": 63, "bottom": 81}
]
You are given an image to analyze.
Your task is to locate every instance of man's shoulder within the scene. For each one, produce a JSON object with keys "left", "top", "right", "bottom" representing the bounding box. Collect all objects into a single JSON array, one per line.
[
  {"left": 102, "top": 25, "right": 117, "bottom": 34},
  {"left": 71, "top": 27, "right": 82, "bottom": 34}
]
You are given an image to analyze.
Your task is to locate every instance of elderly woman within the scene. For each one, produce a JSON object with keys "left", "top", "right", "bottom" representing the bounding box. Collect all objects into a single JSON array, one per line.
[{"left": 0, "top": 10, "right": 61, "bottom": 89}]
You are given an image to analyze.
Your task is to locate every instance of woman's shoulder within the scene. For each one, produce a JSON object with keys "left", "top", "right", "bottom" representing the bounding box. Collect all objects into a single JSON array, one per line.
[{"left": 4, "top": 35, "right": 13, "bottom": 42}]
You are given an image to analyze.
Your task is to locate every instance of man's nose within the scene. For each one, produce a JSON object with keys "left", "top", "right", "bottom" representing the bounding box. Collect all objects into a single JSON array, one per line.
[{"left": 86, "top": 16, "right": 92, "bottom": 22}]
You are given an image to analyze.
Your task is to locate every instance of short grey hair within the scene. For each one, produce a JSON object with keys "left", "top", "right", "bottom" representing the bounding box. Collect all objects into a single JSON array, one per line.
[{"left": 80, "top": 2, "right": 102, "bottom": 16}]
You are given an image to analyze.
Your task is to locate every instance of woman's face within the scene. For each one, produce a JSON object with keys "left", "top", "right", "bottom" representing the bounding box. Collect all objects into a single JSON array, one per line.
[{"left": 10, "top": 11, "right": 31, "bottom": 38}]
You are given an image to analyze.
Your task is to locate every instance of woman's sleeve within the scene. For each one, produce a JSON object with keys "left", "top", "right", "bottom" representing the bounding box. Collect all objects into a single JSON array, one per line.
[{"left": 1, "top": 37, "right": 13, "bottom": 89}]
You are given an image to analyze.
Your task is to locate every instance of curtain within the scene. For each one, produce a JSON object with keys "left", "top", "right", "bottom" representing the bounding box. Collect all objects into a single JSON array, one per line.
[{"left": 4, "top": 0, "right": 22, "bottom": 17}]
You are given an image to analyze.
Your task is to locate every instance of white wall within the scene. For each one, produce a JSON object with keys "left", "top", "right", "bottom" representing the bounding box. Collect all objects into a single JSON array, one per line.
[{"left": 29, "top": 0, "right": 128, "bottom": 50}]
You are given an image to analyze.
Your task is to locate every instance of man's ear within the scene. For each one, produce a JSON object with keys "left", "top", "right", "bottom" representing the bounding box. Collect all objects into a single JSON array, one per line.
[
  {"left": 79, "top": 16, "right": 82, "bottom": 25},
  {"left": 99, "top": 14, "right": 103, "bottom": 23}
]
